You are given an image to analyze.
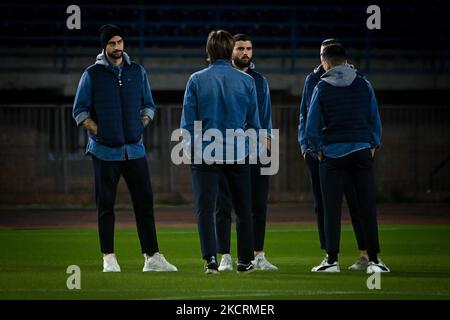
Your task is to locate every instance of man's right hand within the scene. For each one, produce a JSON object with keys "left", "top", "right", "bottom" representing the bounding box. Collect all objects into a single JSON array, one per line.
[
  {"left": 317, "top": 151, "right": 324, "bottom": 161},
  {"left": 82, "top": 118, "right": 98, "bottom": 136}
]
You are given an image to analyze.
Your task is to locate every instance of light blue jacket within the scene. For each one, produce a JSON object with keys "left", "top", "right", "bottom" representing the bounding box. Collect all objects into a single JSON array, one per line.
[{"left": 180, "top": 60, "right": 261, "bottom": 162}]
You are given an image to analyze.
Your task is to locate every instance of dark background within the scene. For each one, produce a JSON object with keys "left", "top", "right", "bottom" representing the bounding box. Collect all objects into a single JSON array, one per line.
[{"left": 0, "top": 1, "right": 449, "bottom": 206}]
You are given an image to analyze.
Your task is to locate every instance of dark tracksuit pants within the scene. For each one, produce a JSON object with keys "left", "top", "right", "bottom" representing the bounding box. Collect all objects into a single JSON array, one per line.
[
  {"left": 191, "top": 162, "right": 254, "bottom": 265},
  {"left": 305, "top": 153, "right": 366, "bottom": 251},
  {"left": 92, "top": 156, "right": 159, "bottom": 255},
  {"left": 319, "top": 148, "right": 380, "bottom": 256},
  {"left": 215, "top": 163, "right": 269, "bottom": 254}
]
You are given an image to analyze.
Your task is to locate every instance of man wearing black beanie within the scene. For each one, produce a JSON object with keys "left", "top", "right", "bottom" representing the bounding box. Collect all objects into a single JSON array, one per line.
[
  {"left": 100, "top": 24, "right": 124, "bottom": 55},
  {"left": 72, "top": 24, "right": 178, "bottom": 273}
]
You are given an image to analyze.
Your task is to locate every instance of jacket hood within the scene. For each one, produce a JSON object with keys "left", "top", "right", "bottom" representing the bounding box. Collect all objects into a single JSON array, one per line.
[
  {"left": 95, "top": 50, "right": 131, "bottom": 66},
  {"left": 320, "top": 65, "right": 357, "bottom": 87}
]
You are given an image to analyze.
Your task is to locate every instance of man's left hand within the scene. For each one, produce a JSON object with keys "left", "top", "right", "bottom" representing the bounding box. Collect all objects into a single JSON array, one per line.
[
  {"left": 318, "top": 151, "right": 324, "bottom": 161},
  {"left": 141, "top": 116, "right": 150, "bottom": 128},
  {"left": 261, "top": 137, "right": 271, "bottom": 152},
  {"left": 266, "top": 138, "right": 271, "bottom": 152}
]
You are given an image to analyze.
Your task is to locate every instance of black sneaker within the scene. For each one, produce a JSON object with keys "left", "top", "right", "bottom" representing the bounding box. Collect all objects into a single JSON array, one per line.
[
  {"left": 204, "top": 256, "right": 218, "bottom": 274},
  {"left": 237, "top": 262, "right": 255, "bottom": 273}
]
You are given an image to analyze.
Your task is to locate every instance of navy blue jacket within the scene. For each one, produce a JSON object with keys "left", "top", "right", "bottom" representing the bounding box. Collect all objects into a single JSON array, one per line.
[
  {"left": 247, "top": 68, "right": 272, "bottom": 133},
  {"left": 87, "top": 62, "right": 143, "bottom": 147},
  {"left": 316, "top": 75, "right": 372, "bottom": 145},
  {"left": 298, "top": 64, "right": 325, "bottom": 156}
]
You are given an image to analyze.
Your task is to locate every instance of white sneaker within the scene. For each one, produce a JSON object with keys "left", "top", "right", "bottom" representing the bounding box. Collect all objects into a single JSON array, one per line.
[
  {"left": 252, "top": 252, "right": 278, "bottom": 271},
  {"left": 103, "top": 253, "right": 121, "bottom": 272},
  {"left": 143, "top": 253, "right": 178, "bottom": 272},
  {"left": 218, "top": 254, "right": 233, "bottom": 271},
  {"left": 367, "top": 259, "right": 390, "bottom": 273},
  {"left": 348, "top": 255, "right": 369, "bottom": 271},
  {"left": 311, "top": 256, "right": 340, "bottom": 272}
]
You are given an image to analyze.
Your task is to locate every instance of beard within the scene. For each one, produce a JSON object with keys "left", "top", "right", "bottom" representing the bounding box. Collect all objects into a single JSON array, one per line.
[
  {"left": 233, "top": 56, "right": 252, "bottom": 69},
  {"left": 108, "top": 50, "right": 123, "bottom": 60}
]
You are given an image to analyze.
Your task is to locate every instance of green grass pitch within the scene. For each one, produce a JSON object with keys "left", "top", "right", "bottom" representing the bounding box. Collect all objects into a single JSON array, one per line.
[{"left": 0, "top": 224, "right": 449, "bottom": 299}]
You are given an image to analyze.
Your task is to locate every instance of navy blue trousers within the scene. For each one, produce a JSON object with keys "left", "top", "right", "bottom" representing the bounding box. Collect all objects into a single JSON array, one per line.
[
  {"left": 319, "top": 149, "right": 380, "bottom": 255},
  {"left": 191, "top": 163, "right": 254, "bottom": 264},
  {"left": 92, "top": 156, "right": 159, "bottom": 255},
  {"left": 215, "top": 163, "right": 269, "bottom": 253},
  {"left": 305, "top": 153, "right": 366, "bottom": 251}
]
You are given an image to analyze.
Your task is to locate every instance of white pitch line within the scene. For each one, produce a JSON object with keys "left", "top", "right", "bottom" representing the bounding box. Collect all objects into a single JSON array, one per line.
[
  {"left": 2, "top": 288, "right": 449, "bottom": 299},
  {"left": 148, "top": 290, "right": 450, "bottom": 300}
]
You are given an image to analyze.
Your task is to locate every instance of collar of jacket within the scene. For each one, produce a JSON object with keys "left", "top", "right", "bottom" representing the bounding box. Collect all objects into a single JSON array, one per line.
[
  {"left": 313, "top": 63, "right": 359, "bottom": 79},
  {"left": 95, "top": 50, "right": 131, "bottom": 67},
  {"left": 320, "top": 65, "right": 357, "bottom": 87},
  {"left": 210, "top": 60, "right": 232, "bottom": 66}
]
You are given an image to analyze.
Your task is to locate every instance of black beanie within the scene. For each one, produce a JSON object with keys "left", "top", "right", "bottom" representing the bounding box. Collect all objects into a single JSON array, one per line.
[{"left": 100, "top": 24, "right": 123, "bottom": 50}]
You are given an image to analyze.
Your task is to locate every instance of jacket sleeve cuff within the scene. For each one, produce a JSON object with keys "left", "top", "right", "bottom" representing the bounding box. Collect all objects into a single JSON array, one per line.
[
  {"left": 75, "top": 112, "right": 90, "bottom": 126},
  {"left": 300, "top": 143, "right": 308, "bottom": 156},
  {"left": 140, "top": 108, "right": 155, "bottom": 120}
]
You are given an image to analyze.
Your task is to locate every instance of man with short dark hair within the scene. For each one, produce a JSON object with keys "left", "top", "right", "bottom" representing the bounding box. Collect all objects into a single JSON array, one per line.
[
  {"left": 72, "top": 24, "right": 177, "bottom": 273},
  {"left": 305, "top": 43, "right": 389, "bottom": 273},
  {"left": 215, "top": 34, "right": 277, "bottom": 272},
  {"left": 298, "top": 39, "right": 369, "bottom": 272},
  {"left": 181, "top": 30, "right": 261, "bottom": 274}
]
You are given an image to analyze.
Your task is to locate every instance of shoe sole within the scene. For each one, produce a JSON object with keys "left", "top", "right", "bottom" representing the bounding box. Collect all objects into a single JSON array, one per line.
[
  {"left": 143, "top": 269, "right": 177, "bottom": 272},
  {"left": 205, "top": 269, "right": 219, "bottom": 274},
  {"left": 311, "top": 267, "right": 340, "bottom": 273},
  {"left": 255, "top": 266, "right": 278, "bottom": 271},
  {"left": 237, "top": 268, "right": 256, "bottom": 274}
]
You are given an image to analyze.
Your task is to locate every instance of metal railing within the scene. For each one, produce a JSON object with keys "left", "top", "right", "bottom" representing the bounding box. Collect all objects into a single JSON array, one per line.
[{"left": 1, "top": 103, "right": 449, "bottom": 202}]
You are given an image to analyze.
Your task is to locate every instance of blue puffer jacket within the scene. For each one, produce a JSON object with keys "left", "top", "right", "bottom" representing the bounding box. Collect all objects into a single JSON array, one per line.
[
  {"left": 298, "top": 64, "right": 326, "bottom": 156},
  {"left": 87, "top": 61, "right": 143, "bottom": 147},
  {"left": 305, "top": 65, "right": 382, "bottom": 158},
  {"left": 73, "top": 51, "right": 156, "bottom": 149},
  {"left": 298, "top": 64, "right": 369, "bottom": 156}
]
